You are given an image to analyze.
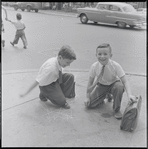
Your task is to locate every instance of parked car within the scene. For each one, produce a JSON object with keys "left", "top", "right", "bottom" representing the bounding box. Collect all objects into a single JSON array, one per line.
[
  {"left": 13, "top": 2, "right": 42, "bottom": 13},
  {"left": 77, "top": 2, "right": 146, "bottom": 29}
]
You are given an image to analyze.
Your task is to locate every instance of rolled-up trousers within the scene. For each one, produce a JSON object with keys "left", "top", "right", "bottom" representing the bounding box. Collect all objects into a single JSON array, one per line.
[
  {"left": 39, "top": 73, "right": 75, "bottom": 106},
  {"left": 88, "top": 80, "right": 124, "bottom": 112},
  {"left": 13, "top": 30, "right": 27, "bottom": 47}
]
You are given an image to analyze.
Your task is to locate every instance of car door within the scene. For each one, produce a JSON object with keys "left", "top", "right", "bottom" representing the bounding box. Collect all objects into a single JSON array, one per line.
[
  {"left": 102, "top": 4, "right": 117, "bottom": 24},
  {"left": 91, "top": 4, "right": 109, "bottom": 23}
]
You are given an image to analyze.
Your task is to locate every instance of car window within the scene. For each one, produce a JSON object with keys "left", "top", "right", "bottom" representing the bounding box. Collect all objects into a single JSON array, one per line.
[
  {"left": 109, "top": 5, "right": 122, "bottom": 12},
  {"left": 122, "top": 5, "right": 136, "bottom": 12},
  {"left": 97, "top": 4, "right": 108, "bottom": 10}
]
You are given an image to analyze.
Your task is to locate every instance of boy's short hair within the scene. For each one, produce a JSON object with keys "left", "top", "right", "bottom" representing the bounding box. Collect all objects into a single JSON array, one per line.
[
  {"left": 16, "top": 13, "right": 22, "bottom": 20},
  {"left": 96, "top": 43, "right": 112, "bottom": 53},
  {"left": 58, "top": 45, "right": 76, "bottom": 60}
]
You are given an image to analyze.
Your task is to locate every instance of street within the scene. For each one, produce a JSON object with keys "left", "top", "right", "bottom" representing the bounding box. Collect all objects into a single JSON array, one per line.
[
  {"left": 2, "top": 8, "right": 146, "bottom": 75},
  {"left": 2, "top": 7, "right": 147, "bottom": 147}
]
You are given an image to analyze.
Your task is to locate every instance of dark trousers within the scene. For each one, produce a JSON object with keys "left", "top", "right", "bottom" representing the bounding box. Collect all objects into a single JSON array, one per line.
[
  {"left": 13, "top": 30, "right": 27, "bottom": 47},
  {"left": 89, "top": 80, "right": 124, "bottom": 112},
  {"left": 39, "top": 73, "right": 75, "bottom": 106}
]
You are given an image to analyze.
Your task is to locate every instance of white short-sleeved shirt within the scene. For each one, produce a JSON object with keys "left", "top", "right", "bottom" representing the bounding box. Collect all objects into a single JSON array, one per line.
[
  {"left": 36, "top": 57, "right": 62, "bottom": 86},
  {"left": 11, "top": 20, "right": 25, "bottom": 30},
  {"left": 89, "top": 59, "right": 125, "bottom": 85}
]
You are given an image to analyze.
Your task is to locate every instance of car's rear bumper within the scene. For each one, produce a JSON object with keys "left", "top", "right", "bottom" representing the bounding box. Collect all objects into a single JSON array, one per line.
[{"left": 132, "top": 22, "right": 146, "bottom": 28}]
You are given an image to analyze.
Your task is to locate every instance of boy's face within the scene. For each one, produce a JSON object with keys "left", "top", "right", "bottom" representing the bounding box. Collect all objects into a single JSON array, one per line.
[
  {"left": 58, "top": 56, "right": 74, "bottom": 68},
  {"left": 96, "top": 47, "right": 112, "bottom": 65}
]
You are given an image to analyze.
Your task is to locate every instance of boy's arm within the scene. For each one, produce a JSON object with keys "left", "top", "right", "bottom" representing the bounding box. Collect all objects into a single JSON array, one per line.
[
  {"left": 2, "top": 6, "right": 8, "bottom": 19},
  {"left": 120, "top": 75, "right": 135, "bottom": 103},
  {"left": 20, "top": 80, "right": 39, "bottom": 98},
  {"left": 85, "top": 76, "right": 95, "bottom": 107},
  {"left": 87, "top": 76, "right": 96, "bottom": 93},
  {"left": 5, "top": 18, "right": 13, "bottom": 23}
]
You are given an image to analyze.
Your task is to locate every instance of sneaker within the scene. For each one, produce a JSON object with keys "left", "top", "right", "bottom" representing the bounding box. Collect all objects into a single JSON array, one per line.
[
  {"left": 10, "top": 42, "right": 14, "bottom": 46},
  {"left": 106, "top": 93, "right": 113, "bottom": 102},
  {"left": 40, "top": 98, "right": 47, "bottom": 101},
  {"left": 39, "top": 93, "right": 47, "bottom": 101},
  {"left": 62, "top": 102, "right": 70, "bottom": 109},
  {"left": 114, "top": 111, "right": 122, "bottom": 119}
]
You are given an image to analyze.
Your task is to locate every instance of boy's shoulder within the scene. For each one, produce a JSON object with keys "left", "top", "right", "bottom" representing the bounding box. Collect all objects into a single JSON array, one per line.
[
  {"left": 91, "top": 61, "right": 99, "bottom": 67},
  {"left": 110, "top": 59, "right": 122, "bottom": 67}
]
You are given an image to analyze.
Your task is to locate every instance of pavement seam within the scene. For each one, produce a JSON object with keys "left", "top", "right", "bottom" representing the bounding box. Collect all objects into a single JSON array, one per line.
[{"left": 2, "top": 97, "right": 39, "bottom": 111}]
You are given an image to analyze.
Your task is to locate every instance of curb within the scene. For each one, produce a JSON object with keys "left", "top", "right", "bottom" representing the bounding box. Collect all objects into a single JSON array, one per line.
[
  {"left": 39, "top": 10, "right": 77, "bottom": 18},
  {"left": 2, "top": 69, "right": 146, "bottom": 77}
]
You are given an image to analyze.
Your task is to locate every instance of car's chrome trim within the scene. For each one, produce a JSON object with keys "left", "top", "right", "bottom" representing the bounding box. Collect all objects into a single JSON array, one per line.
[{"left": 106, "top": 15, "right": 137, "bottom": 21}]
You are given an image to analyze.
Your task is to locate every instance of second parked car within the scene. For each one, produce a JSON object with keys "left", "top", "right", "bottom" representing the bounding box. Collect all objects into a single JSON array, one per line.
[
  {"left": 77, "top": 2, "right": 146, "bottom": 29},
  {"left": 13, "top": 2, "right": 42, "bottom": 13}
]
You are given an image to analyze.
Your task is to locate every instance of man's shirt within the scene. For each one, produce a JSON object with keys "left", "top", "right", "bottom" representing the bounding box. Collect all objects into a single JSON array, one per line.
[
  {"left": 36, "top": 57, "right": 62, "bottom": 86},
  {"left": 89, "top": 59, "right": 125, "bottom": 85}
]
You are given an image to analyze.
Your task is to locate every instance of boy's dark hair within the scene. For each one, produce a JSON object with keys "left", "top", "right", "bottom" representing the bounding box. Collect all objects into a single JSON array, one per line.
[
  {"left": 96, "top": 43, "right": 112, "bottom": 53},
  {"left": 58, "top": 45, "right": 76, "bottom": 60},
  {"left": 16, "top": 13, "right": 22, "bottom": 20}
]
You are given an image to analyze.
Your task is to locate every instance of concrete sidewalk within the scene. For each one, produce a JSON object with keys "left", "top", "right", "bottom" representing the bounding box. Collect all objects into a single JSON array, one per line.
[{"left": 2, "top": 69, "right": 147, "bottom": 147}]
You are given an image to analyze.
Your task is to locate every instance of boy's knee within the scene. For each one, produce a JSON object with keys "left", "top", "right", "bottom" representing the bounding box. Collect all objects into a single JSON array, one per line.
[
  {"left": 64, "top": 73, "right": 74, "bottom": 82},
  {"left": 69, "top": 73, "right": 74, "bottom": 80},
  {"left": 112, "top": 82, "right": 124, "bottom": 93}
]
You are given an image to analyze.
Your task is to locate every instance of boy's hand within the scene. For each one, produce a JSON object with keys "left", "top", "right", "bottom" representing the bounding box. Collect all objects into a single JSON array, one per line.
[
  {"left": 20, "top": 93, "right": 27, "bottom": 98},
  {"left": 84, "top": 97, "right": 90, "bottom": 107},
  {"left": 128, "top": 95, "right": 136, "bottom": 104}
]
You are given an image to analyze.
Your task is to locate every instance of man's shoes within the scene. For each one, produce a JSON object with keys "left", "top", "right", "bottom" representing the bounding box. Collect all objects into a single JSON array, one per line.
[
  {"left": 106, "top": 93, "right": 113, "bottom": 102},
  {"left": 62, "top": 102, "right": 70, "bottom": 109},
  {"left": 10, "top": 42, "right": 14, "bottom": 46},
  {"left": 114, "top": 111, "right": 122, "bottom": 119},
  {"left": 23, "top": 46, "right": 27, "bottom": 49}
]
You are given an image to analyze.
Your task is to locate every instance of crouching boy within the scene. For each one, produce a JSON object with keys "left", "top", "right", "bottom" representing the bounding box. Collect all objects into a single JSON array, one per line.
[
  {"left": 20, "top": 45, "right": 76, "bottom": 109},
  {"left": 85, "top": 43, "right": 135, "bottom": 119}
]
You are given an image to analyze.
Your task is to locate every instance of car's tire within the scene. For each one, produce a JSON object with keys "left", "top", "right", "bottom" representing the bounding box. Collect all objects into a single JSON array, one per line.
[
  {"left": 129, "top": 25, "right": 135, "bottom": 29},
  {"left": 35, "top": 9, "right": 38, "bottom": 13},
  {"left": 80, "top": 14, "right": 88, "bottom": 24},
  {"left": 94, "top": 22, "right": 98, "bottom": 24},
  {"left": 14, "top": 5, "right": 18, "bottom": 11},
  {"left": 27, "top": 6, "right": 31, "bottom": 12},
  {"left": 117, "top": 22, "right": 126, "bottom": 28},
  {"left": 21, "top": 9, "right": 25, "bottom": 11}
]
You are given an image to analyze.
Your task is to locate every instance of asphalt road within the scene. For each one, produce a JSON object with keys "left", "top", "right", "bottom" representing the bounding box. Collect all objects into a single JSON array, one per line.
[{"left": 2, "top": 8, "right": 146, "bottom": 75}]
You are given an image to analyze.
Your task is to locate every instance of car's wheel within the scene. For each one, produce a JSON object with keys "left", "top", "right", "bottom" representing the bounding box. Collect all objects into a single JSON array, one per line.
[
  {"left": 21, "top": 9, "right": 25, "bottom": 11},
  {"left": 27, "top": 6, "right": 31, "bottom": 12},
  {"left": 129, "top": 25, "right": 135, "bottom": 29},
  {"left": 35, "top": 9, "right": 38, "bottom": 13},
  {"left": 80, "top": 14, "right": 88, "bottom": 24},
  {"left": 14, "top": 5, "right": 18, "bottom": 11},
  {"left": 117, "top": 22, "right": 126, "bottom": 28},
  {"left": 94, "top": 22, "right": 98, "bottom": 24}
]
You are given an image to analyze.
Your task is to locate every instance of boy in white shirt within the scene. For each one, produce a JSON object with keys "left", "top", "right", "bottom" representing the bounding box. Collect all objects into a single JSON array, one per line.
[
  {"left": 20, "top": 45, "right": 76, "bottom": 109},
  {"left": 6, "top": 13, "right": 27, "bottom": 49},
  {"left": 85, "top": 43, "right": 135, "bottom": 119}
]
